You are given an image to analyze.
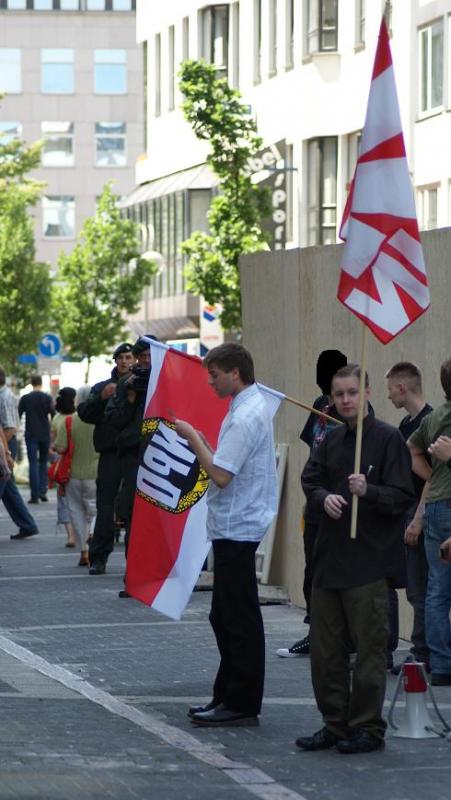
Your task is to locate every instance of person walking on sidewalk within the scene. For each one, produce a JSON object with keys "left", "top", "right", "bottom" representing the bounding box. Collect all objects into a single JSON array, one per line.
[
  {"left": 298, "top": 364, "right": 414, "bottom": 754},
  {"left": 175, "top": 343, "right": 278, "bottom": 728},
  {"left": 386, "top": 362, "right": 432, "bottom": 672},
  {"left": 0, "top": 368, "right": 39, "bottom": 540},
  {"left": 77, "top": 343, "right": 134, "bottom": 575},
  {"left": 55, "top": 385, "right": 98, "bottom": 568},
  {"left": 18, "top": 375, "right": 54, "bottom": 503}
]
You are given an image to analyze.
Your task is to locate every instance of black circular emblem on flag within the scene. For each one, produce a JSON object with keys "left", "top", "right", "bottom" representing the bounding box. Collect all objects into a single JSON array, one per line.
[{"left": 137, "top": 417, "right": 209, "bottom": 514}]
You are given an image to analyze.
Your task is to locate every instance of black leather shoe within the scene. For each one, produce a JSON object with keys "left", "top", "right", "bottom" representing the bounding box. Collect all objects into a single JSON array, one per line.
[
  {"left": 295, "top": 727, "right": 340, "bottom": 751},
  {"left": 190, "top": 703, "right": 259, "bottom": 727},
  {"left": 188, "top": 700, "right": 219, "bottom": 718},
  {"left": 336, "top": 729, "right": 384, "bottom": 754},
  {"left": 118, "top": 589, "right": 130, "bottom": 598},
  {"left": 28, "top": 498, "right": 39, "bottom": 504},
  {"left": 39, "top": 495, "right": 48, "bottom": 502},
  {"left": 10, "top": 529, "right": 38, "bottom": 540},
  {"left": 89, "top": 561, "right": 106, "bottom": 575},
  {"left": 431, "top": 672, "right": 451, "bottom": 686}
]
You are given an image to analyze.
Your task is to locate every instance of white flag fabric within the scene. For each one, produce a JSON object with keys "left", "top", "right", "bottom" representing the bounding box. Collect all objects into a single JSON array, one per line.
[{"left": 338, "top": 18, "right": 429, "bottom": 344}]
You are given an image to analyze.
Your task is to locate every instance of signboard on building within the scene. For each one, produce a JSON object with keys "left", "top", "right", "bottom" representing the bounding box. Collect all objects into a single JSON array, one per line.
[
  {"left": 200, "top": 302, "right": 224, "bottom": 354},
  {"left": 249, "top": 140, "right": 288, "bottom": 251}
]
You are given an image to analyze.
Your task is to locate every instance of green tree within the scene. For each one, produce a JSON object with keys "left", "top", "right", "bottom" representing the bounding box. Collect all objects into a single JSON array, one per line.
[
  {"left": 179, "top": 60, "right": 270, "bottom": 332},
  {"left": 52, "top": 183, "right": 157, "bottom": 380},
  {"left": 0, "top": 122, "right": 52, "bottom": 373}
]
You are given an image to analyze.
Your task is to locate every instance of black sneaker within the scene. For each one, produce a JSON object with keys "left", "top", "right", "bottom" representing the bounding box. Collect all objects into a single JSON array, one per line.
[
  {"left": 89, "top": 561, "right": 106, "bottom": 575},
  {"left": 276, "top": 635, "right": 310, "bottom": 658},
  {"left": 296, "top": 727, "right": 340, "bottom": 751}
]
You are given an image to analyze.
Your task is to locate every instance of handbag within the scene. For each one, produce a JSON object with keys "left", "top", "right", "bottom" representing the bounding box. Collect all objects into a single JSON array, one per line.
[{"left": 48, "top": 415, "right": 74, "bottom": 488}]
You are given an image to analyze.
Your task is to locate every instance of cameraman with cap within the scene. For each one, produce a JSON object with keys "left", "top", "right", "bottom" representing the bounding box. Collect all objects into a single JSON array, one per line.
[
  {"left": 105, "top": 335, "right": 155, "bottom": 593},
  {"left": 78, "top": 342, "right": 135, "bottom": 575}
]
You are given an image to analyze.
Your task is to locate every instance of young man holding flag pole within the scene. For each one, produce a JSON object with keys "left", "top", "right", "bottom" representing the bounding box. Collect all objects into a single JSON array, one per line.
[{"left": 296, "top": 8, "right": 429, "bottom": 754}]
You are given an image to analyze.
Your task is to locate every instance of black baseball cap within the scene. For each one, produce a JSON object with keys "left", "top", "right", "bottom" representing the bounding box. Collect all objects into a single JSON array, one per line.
[
  {"left": 113, "top": 342, "right": 133, "bottom": 360},
  {"left": 132, "top": 335, "right": 158, "bottom": 356}
]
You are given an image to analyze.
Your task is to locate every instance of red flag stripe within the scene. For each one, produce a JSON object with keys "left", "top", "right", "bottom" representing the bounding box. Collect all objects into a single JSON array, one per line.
[
  {"left": 358, "top": 132, "right": 406, "bottom": 163},
  {"left": 372, "top": 18, "right": 392, "bottom": 80}
]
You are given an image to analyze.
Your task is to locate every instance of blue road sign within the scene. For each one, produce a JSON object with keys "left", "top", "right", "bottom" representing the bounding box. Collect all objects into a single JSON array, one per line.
[{"left": 37, "top": 333, "right": 62, "bottom": 358}]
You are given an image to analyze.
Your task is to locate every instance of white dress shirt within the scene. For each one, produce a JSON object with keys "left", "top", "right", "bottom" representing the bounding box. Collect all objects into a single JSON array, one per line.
[{"left": 206, "top": 383, "right": 278, "bottom": 542}]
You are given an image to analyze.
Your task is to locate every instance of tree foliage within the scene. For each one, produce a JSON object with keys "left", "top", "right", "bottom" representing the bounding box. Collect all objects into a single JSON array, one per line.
[
  {"left": 51, "top": 183, "right": 157, "bottom": 377},
  {"left": 0, "top": 120, "right": 51, "bottom": 373},
  {"left": 179, "top": 60, "right": 270, "bottom": 331}
]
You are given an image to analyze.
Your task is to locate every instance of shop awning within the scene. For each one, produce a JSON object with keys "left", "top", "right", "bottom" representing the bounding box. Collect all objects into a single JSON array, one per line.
[
  {"left": 129, "top": 316, "right": 199, "bottom": 341},
  {"left": 121, "top": 163, "right": 218, "bottom": 209}
]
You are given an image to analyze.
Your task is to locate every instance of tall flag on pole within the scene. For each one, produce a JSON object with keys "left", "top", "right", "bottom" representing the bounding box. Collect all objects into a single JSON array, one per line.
[
  {"left": 338, "top": 17, "right": 430, "bottom": 343},
  {"left": 126, "top": 340, "right": 284, "bottom": 621}
]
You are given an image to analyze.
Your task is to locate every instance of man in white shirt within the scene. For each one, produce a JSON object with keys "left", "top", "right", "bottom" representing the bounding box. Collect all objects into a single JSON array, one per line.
[{"left": 175, "top": 343, "right": 277, "bottom": 727}]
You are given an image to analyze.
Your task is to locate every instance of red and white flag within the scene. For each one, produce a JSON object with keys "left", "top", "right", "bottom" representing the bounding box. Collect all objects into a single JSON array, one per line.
[
  {"left": 126, "top": 340, "right": 284, "bottom": 620},
  {"left": 338, "top": 18, "right": 430, "bottom": 344}
]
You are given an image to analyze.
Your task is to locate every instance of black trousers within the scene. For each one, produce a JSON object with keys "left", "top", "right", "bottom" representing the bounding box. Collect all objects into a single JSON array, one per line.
[
  {"left": 115, "top": 450, "right": 139, "bottom": 558},
  {"left": 89, "top": 451, "right": 122, "bottom": 565},
  {"left": 210, "top": 540, "right": 265, "bottom": 716}
]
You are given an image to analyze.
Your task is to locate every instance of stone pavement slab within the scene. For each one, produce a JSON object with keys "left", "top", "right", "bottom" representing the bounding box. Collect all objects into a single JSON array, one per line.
[{"left": 0, "top": 487, "right": 450, "bottom": 799}]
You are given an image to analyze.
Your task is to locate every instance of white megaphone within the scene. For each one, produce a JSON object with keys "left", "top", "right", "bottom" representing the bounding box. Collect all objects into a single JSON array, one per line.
[{"left": 388, "top": 661, "right": 443, "bottom": 739}]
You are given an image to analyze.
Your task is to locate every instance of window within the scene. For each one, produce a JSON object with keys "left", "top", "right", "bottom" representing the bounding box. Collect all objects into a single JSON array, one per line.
[
  {"left": 231, "top": 2, "right": 239, "bottom": 87},
  {"left": 201, "top": 4, "right": 229, "bottom": 76},
  {"left": 182, "top": 16, "right": 189, "bottom": 60},
  {"left": 112, "top": 0, "right": 132, "bottom": 9},
  {"left": 42, "top": 122, "right": 74, "bottom": 166},
  {"left": 286, "top": 0, "right": 294, "bottom": 69},
  {"left": 0, "top": 49, "right": 21, "bottom": 94},
  {"left": 306, "top": 0, "right": 338, "bottom": 54},
  {"left": 41, "top": 49, "right": 74, "bottom": 93},
  {"left": 6, "top": 1, "right": 27, "bottom": 9},
  {"left": 0, "top": 121, "right": 22, "bottom": 144},
  {"left": 86, "top": 0, "right": 105, "bottom": 9},
  {"left": 346, "top": 130, "right": 361, "bottom": 189},
  {"left": 254, "top": 0, "right": 261, "bottom": 83},
  {"left": 60, "top": 0, "right": 80, "bottom": 9},
  {"left": 417, "top": 186, "right": 438, "bottom": 230},
  {"left": 155, "top": 33, "right": 161, "bottom": 117},
  {"left": 356, "top": 0, "right": 365, "bottom": 46},
  {"left": 94, "top": 49, "right": 126, "bottom": 94},
  {"left": 268, "top": 0, "right": 277, "bottom": 76},
  {"left": 419, "top": 20, "right": 443, "bottom": 114},
  {"left": 307, "top": 136, "right": 337, "bottom": 245},
  {"left": 34, "top": 0, "right": 53, "bottom": 9},
  {"left": 168, "top": 25, "right": 175, "bottom": 111},
  {"left": 42, "top": 195, "right": 75, "bottom": 237},
  {"left": 95, "top": 122, "right": 126, "bottom": 166}
]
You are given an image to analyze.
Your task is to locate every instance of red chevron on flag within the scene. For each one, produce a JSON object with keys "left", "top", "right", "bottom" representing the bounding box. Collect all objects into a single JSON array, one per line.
[{"left": 338, "top": 18, "right": 430, "bottom": 344}]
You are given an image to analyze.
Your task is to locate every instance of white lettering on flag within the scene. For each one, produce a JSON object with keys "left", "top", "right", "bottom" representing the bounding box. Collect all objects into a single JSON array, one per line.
[{"left": 138, "top": 421, "right": 197, "bottom": 510}]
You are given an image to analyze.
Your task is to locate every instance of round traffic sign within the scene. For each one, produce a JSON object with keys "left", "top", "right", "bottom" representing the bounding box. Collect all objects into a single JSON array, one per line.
[{"left": 38, "top": 333, "right": 62, "bottom": 358}]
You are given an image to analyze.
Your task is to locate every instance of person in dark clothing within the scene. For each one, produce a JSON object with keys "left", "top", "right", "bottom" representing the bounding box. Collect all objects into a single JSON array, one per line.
[
  {"left": 104, "top": 335, "right": 155, "bottom": 595},
  {"left": 77, "top": 343, "right": 134, "bottom": 575},
  {"left": 277, "top": 349, "right": 347, "bottom": 658},
  {"left": 18, "top": 375, "right": 54, "bottom": 503},
  {"left": 297, "top": 364, "right": 414, "bottom": 755},
  {"left": 386, "top": 361, "right": 432, "bottom": 671}
]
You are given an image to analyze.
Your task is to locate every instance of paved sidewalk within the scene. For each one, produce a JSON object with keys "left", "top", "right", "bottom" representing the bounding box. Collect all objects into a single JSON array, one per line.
[{"left": 0, "top": 487, "right": 450, "bottom": 800}]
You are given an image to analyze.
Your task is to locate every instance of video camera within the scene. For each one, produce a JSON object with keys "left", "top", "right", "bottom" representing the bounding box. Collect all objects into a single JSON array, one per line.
[{"left": 131, "top": 365, "right": 150, "bottom": 392}]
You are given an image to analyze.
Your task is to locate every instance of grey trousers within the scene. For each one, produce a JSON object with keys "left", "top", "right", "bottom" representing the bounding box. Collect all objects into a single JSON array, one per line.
[{"left": 65, "top": 478, "right": 96, "bottom": 551}]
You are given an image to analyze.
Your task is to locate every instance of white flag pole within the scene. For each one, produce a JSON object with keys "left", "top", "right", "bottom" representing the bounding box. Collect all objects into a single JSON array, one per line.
[{"left": 350, "top": 325, "right": 369, "bottom": 539}]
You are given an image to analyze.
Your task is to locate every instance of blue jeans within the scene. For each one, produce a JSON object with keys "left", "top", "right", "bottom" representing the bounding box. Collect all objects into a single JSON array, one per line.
[
  {"left": 1, "top": 437, "right": 38, "bottom": 533},
  {"left": 25, "top": 436, "right": 50, "bottom": 500},
  {"left": 423, "top": 501, "right": 451, "bottom": 674}
]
